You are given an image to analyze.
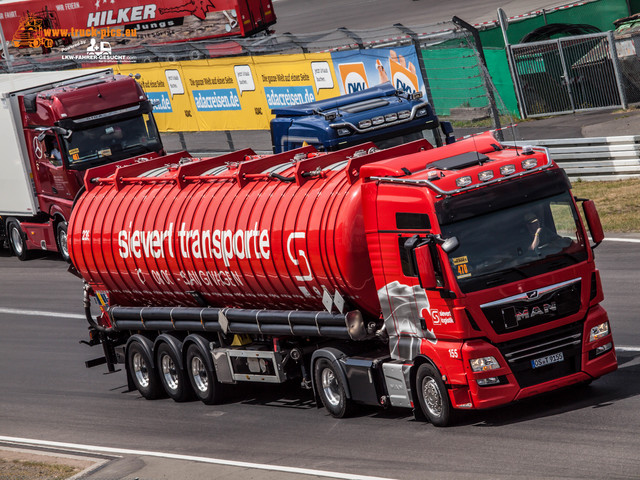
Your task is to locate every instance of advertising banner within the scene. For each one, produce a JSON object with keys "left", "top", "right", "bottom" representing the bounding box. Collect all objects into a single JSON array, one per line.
[
  {"left": 113, "top": 63, "right": 198, "bottom": 132},
  {"left": 115, "top": 53, "right": 340, "bottom": 132},
  {"left": 253, "top": 53, "right": 338, "bottom": 111},
  {"left": 331, "top": 45, "right": 426, "bottom": 96}
]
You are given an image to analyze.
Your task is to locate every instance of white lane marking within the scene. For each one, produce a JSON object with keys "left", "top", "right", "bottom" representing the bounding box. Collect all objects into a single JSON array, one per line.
[
  {"left": 0, "top": 308, "right": 85, "bottom": 319},
  {"left": 605, "top": 237, "right": 640, "bottom": 243},
  {"left": 615, "top": 346, "right": 640, "bottom": 352},
  {"left": 0, "top": 436, "right": 397, "bottom": 480}
]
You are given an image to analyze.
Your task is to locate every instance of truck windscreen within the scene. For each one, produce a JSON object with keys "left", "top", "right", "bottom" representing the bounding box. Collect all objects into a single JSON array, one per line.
[
  {"left": 63, "top": 113, "right": 161, "bottom": 169},
  {"left": 441, "top": 191, "right": 588, "bottom": 293}
]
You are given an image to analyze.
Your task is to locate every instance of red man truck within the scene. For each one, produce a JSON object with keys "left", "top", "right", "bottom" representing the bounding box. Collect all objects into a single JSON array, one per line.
[
  {"left": 0, "top": 69, "right": 163, "bottom": 261},
  {"left": 69, "top": 133, "right": 617, "bottom": 426}
]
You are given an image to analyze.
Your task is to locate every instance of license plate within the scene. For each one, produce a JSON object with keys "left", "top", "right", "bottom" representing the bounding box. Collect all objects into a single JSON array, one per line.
[{"left": 531, "top": 352, "right": 564, "bottom": 369}]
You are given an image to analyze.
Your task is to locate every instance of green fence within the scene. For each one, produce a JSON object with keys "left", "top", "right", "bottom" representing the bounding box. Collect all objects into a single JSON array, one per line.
[{"left": 421, "top": 0, "right": 635, "bottom": 119}]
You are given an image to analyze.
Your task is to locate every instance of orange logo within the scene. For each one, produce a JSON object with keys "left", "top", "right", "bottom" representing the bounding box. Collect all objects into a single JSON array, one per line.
[
  {"left": 388, "top": 52, "right": 420, "bottom": 93},
  {"left": 338, "top": 63, "right": 369, "bottom": 94}
]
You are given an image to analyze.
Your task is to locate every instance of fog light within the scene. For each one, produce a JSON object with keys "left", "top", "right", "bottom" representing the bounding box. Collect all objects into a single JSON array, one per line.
[
  {"left": 372, "top": 116, "right": 384, "bottom": 125},
  {"left": 336, "top": 128, "right": 351, "bottom": 136},
  {"left": 477, "top": 377, "right": 500, "bottom": 386},
  {"left": 595, "top": 342, "right": 612, "bottom": 355},
  {"left": 589, "top": 321, "right": 610, "bottom": 342},
  {"left": 358, "top": 119, "right": 372, "bottom": 129},
  {"left": 522, "top": 158, "right": 538, "bottom": 170},
  {"left": 398, "top": 110, "right": 411, "bottom": 119},
  {"left": 385, "top": 113, "right": 398, "bottom": 122},
  {"left": 470, "top": 356, "right": 500, "bottom": 372},
  {"left": 456, "top": 176, "right": 473, "bottom": 187},
  {"left": 416, "top": 108, "right": 428, "bottom": 117}
]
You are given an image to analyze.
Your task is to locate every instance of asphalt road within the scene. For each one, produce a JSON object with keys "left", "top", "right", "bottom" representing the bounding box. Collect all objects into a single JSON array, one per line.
[
  {"left": 1, "top": 239, "right": 639, "bottom": 479},
  {"left": 271, "top": 0, "right": 577, "bottom": 33}
]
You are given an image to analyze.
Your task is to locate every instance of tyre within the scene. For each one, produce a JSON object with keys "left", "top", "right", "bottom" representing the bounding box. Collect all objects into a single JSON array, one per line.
[
  {"left": 314, "top": 358, "right": 353, "bottom": 418},
  {"left": 8, "top": 222, "right": 30, "bottom": 261},
  {"left": 415, "top": 363, "right": 454, "bottom": 427},
  {"left": 156, "top": 343, "right": 192, "bottom": 402},
  {"left": 127, "top": 340, "right": 163, "bottom": 399},
  {"left": 186, "top": 343, "right": 223, "bottom": 405},
  {"left": 56, "top": 222, "right": 70, "bottom": 262}
]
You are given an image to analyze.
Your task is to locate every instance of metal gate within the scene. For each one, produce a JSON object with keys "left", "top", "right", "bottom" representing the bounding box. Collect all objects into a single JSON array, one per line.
[{"left": 510, "top": 32, "right": 627, "bottom": 118}]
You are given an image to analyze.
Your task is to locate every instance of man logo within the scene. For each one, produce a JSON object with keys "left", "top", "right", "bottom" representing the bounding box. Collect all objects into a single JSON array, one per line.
[
  {"left": 526, "top": 290, "right": 539, "bottom": 299},
  {"left": 338, "top": 63, "right": 369, "bottom": 94}
]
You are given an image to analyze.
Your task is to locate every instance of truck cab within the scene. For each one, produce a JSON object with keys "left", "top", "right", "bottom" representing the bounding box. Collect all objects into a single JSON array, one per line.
[
  {"left": 1, "top": 70, "right": 163, "bottom": 261},
  {"left": 270, "top": 83, "right": 455, "bottom": 153}
]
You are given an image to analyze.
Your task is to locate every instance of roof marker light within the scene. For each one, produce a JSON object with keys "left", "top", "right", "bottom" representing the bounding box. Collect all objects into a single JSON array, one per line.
[
  {"left": 372, "top": 116, "right": 384, "bottom": 126},
  {"left": 358, "top": 119, "right": 372, "bottom": 129},
  {"left": 522, "top": 158, "right": 538, "bottom": 170}
]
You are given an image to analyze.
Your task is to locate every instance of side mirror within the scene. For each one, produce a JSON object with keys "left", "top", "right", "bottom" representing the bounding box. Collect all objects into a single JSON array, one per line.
[
  {"left": 414, "top": 244, "right": 437, "bottom": 290},
  {"left": 441, "top": 236, "right": 459, "bottom": 253},
  {"left": 582, "top": 200, "right": 604, "bottom": 247}
]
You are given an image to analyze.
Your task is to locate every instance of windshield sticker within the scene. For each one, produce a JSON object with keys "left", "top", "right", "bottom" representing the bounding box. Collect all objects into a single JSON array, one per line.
[
  {"left": 452, "top": 256, "right": 468, "bottom": 265},
  {"left": 98, "top": 148, "right": 112, "bottom": 157},
  {"left": 453, "top": 256, "right": 471, "bottom": 279}
]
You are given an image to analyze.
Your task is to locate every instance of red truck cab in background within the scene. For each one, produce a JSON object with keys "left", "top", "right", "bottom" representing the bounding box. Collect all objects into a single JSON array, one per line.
[{"left": 0, "top": 69, "right": 163, "bottom": 260}]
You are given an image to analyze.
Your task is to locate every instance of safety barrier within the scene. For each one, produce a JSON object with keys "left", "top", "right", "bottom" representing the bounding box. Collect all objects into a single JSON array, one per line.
[{"left": 504, "top": 136, "right": 640, "bottom": 181}]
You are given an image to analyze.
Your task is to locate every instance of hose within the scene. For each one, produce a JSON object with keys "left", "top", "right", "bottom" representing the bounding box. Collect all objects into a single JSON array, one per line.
[{"left": 83, "top": 283, "right": 113, "bottom": 333}]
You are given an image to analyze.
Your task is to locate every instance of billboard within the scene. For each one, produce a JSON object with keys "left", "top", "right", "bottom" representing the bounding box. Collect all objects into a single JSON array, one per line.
[
  {"left": 113, "top": 53, "right": 341, "bottom": 132},
  {"left": 331, "top": 45, "right": 426, "bottom": 96}
]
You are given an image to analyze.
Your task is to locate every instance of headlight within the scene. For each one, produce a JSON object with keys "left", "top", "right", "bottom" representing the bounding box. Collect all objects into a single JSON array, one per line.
[
  {"left": 589, "top": 321, "right": 610, "bottom": 342},
  {"left": 470, "top": 356, "right": 500, "bottom": 372}
]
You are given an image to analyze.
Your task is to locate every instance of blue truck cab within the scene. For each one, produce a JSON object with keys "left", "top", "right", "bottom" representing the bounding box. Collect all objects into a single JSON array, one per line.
[{"left": 270, "top": 83, "right": 454, "bottom": 153}]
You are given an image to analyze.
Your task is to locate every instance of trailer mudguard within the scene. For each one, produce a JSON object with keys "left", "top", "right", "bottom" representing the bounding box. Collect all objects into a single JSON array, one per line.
[
  {"left": 183, "top": 333, "right": 217, "bottom": 374},
  {"left": 154, "top": 333, "right": 185, "bottom": 370}
]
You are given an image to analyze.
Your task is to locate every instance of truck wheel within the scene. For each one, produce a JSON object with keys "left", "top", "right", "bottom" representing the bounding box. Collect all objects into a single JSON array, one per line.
[
  {"left": 156, "top": 343, "right": 192, "bottom": 402},
  {"left": 56, "top": 222, "right": 70, "bottom": 262},
  {"left": 8, "top": 222, "right": 30, "bottom": 261},
  {"left": 416, "top": 363, "right": 454, "bottom": 427},
  {"left": 186, "top": 343, "right": 222, "bottom": 405},
  {"left": 127, "top": 340, "right": 162, "bottom": 399},
  {"left": 314, "top": 358, "right": 353, "bottom": 418}
]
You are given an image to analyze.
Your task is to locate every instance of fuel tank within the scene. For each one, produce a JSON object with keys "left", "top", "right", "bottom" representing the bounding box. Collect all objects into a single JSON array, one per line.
[{"left": 68, "top": 146, "right": 382, "bottom": 316}]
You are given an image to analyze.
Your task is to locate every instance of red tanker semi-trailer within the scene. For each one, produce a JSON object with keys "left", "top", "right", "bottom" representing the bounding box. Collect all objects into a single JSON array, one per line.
[
  {"left": 0, "top": 69, "right": 163, "bottom": 261},
  {"left": 68, "top": 133, "right": 617, "bottom": 426}
]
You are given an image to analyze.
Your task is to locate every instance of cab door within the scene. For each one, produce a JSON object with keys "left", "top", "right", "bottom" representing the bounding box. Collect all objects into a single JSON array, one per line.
[{"left": 363, "top": 182, "right": 437, "bottom": 360}]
